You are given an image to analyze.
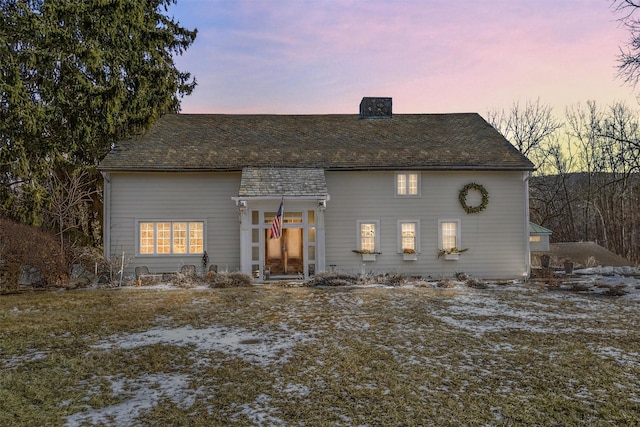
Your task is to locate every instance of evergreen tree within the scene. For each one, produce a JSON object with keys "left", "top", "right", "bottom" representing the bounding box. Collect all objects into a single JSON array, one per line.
[{"left": 0, "top": 0, "right": 197, "bottom": 224}]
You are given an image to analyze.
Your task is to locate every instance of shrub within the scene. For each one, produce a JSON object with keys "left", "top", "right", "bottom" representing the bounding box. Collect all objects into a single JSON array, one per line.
[
  {"left": 208, "top": 271, "right": 253, "bottom": 288},
  {"left": 163, "top": 271, "right": 205, "bottom": 288},
  {"left": 466, "top": 277, "right": 488, "bottom": 289},
  {"left": 380, "top": 273, "right": 408, "bottom": 287},
  {"left": 306, "top": 272, "right": 360, "bottom": 287},
  {"left": 597, "top": 283, "right": 629, "bottom": 297},
  {"left": 0, "top": 217, "right": 67, "bottom": 289},
  {"left": 437, "top": 279, "right": 456, "bottom": 288}
]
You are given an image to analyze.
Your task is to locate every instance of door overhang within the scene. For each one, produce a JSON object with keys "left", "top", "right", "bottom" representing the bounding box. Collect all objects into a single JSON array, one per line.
[{"left": 236, "top": 167, "right": 328, "bottom": 202}]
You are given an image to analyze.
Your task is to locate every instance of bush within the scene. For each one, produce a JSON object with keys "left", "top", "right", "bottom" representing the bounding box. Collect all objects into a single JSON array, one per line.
[
  {"left": 308, "top": 272, "right": 421, "bottom": 287},
  {"left": 0, "top": 217, "right": 67, "bottom": 289},
  {"left": 596, "top": 283, "right": 629, "bottom": 297},
  {"left": 378, "top": 273, "right": 408, "bottom": 287},
  {"left": 208, "top": 271, "right": 253, "bottom": 288},
  {"left": 466, "top": 277, "right": 488, "bottom": 289},
  {"left": 306, "top": 272, "right": 360, "bottom": 287}
]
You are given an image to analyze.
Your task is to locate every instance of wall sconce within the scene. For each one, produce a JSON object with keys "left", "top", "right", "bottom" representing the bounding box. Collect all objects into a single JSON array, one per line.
[
  {"left": 318, "top": 200, "right": 327, "bottom": 210},
  {"left": 237, "top": 200, "right": 248, "bottom": 216}
]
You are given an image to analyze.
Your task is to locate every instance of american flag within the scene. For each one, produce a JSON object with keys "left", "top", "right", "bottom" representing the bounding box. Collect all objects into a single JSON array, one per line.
[{"left": 270, "top": 201, "right": 283, "bottom": 239}]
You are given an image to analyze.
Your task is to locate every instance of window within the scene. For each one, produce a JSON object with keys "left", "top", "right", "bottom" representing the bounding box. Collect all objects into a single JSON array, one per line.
[
  {"left": 357, "top": 220, "right": 380, "bottom": 252},
  {"left": 139, "top": 221, "right": 204, "bottom": 255},
  {"left": 438, "top": 219, "right": 461, "bottom": 250},
  {"left": 157, "top": 222, "right": 171, "bottom": 254},
  {"left": 530, "top": 235, "right": 541, "bottom": 243},
  {"left": 398, "top": 220, "right": 420, "bottom": 253},
  {"left": 189, "top": 222, "right": 204, "bottom": 253},
  {"left": 396, "top": 172, "right": 420, "bottom": 196}
]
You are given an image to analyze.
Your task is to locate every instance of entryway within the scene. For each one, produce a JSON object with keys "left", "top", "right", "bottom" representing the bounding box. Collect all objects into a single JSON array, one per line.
[
  {"left": 235, "top": 167, "right": 328, "bottom": 280},
  {"left": 265, "top": 228, "right": 303, "bottom": 276}
]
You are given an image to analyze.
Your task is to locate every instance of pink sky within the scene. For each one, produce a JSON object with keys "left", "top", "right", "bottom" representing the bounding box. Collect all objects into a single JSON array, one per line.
[{"left": 169, "top": 0, "right": 639, "bottom": 116}]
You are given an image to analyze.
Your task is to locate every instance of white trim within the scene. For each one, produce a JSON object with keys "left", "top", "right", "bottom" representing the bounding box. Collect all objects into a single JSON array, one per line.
[
  {"left": 356, "top": 219, "right": 381, "bottom": 253},
  {"left": 397, "top": 219, "right": 420, "bottom": 254},
  {"left": 101, "top": 172, "right": 111, "bottom": 258},
  {"left": 240, "top": 199, "right": 325, "bottom": 280},
  {"left": 523, "top": 171, "right": 532, "bottom": 278},
  {"left": 395, "top": 171, "right": 421, "bottom": 197},
  {"left": 438, "top": 218, "right": 461, "bottom": 251},
  {"left": 136, "top": 219, "right": 206, "bottom": 256}
]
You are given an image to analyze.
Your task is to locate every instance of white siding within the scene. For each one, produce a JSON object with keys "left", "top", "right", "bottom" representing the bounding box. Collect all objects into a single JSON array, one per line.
[
  {"left": 107, "top": 172, "right": 241, "bottom": 277},
  {"left": 324, "top": 170, "right": 529, "bottom": 279},
  {"left": 106, "top": 169, "right": 530, "bottom": 280}
]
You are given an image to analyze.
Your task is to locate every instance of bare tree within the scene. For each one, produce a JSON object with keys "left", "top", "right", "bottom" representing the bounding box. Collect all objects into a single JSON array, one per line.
[
  {"left": 45, "top": 168, "right": 99, "bottom": 254},
  {"left": 613, "top": 0, "right": 640, "bottom": 87},
  {"left": 529, "top": 135, "right": 580, "bottom": 242},
  {"left": 565, "top": 101, "right": 606, "bottom": 242},
  {"left": 600, "top": 102, "right": 640, "bottom": 260},
  {"left": 487, "top": 99, "right": 562, "bottom": 174}
]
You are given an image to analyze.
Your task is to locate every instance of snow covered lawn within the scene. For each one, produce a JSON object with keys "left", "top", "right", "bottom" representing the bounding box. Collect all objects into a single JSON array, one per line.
[{"left": 1, "top": 273, "right": 639, "bottom": 426}]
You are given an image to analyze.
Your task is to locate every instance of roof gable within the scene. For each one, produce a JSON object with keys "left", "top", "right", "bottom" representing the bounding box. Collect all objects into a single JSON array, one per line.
[
  {"left": 99, "top": 113, "right": 534, "bottom": 172},
  {"left": 239, "top": 167, "right": 327, "bottom": 198}
]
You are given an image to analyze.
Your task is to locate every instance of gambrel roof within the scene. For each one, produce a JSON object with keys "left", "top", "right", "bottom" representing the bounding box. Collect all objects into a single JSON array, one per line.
[{"left": 99, "top": 113, "right": 534, "bottom": 172}]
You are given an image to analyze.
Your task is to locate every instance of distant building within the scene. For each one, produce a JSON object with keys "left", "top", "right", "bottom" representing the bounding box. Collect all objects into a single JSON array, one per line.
[{"left": 529, "top": 222, "right": 553, "bottom": 252}]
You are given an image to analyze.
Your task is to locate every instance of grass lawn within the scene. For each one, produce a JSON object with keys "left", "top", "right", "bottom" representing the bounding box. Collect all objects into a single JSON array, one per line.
[{"left": 1, "top": 283, "right": 639, "bottom": 426}]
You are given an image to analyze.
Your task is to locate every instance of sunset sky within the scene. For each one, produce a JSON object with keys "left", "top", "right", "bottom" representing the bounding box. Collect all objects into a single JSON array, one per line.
[{"left": 168, "top": 0, "right": 639, "bottom": 116}]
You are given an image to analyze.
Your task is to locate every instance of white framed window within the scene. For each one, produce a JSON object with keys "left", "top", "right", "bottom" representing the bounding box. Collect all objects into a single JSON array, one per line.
[
  {"left": 138, "top": 221, "right": 204, "bottom": 255},
  {"left": 529, "top": 235, "right": 542, "bottom": 243},
  {"left": 397, "top": 220, "right": 420, "bottom": 253},
  {"left": 438, "top": 219, "right": 461, "bottom": 250},
  {"left": 396, "top": 172, "right": 420, "bottom": 196},
  {"left": 357, "top": 220, "right": 380, "bottom": 252}
]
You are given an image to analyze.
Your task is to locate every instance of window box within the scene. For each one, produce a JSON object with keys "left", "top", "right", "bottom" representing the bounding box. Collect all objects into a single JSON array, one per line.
[
  {"left": 362, "top": 253, "right": 377, "bottom": 262},
  {"left": 403, "top": 253, "right": 418, "bottom": 261},
  {"left": 438, "top": 247, "right": 468, "bottom": 261},
  {"left": 353, "top": 250, "right": 380, "bottom": 262}
]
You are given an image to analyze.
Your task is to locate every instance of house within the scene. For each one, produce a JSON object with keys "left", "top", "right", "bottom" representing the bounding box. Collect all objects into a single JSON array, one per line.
[
  {"left": 529, "top": 222, "right": 553, "bottom": 253},
  {"left": 98, "top": 97, "right": 535, "bottom": 281}
]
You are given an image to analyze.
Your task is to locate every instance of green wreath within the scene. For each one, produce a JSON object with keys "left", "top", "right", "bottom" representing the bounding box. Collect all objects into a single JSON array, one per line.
[{"left": 459, "top": 183, "right": 489, "bottom": 214}]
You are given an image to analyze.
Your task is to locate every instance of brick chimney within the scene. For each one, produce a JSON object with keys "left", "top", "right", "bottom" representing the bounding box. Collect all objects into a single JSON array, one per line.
[{"left": 359, "top": 97, "right": 392, "bottom": 118}]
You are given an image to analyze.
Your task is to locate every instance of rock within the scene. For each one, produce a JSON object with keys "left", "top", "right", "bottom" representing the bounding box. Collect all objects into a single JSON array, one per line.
[{"left": 19, "top": 265, "right": 41, "bottom": 285}]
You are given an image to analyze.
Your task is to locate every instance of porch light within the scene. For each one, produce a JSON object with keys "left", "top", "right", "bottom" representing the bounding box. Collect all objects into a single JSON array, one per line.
[{"left": 237, "top": 200, "right": 248, "bottom": 216}]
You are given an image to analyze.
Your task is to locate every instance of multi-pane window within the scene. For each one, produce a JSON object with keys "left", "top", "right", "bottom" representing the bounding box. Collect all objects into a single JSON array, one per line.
[
  {"left": 439, "top": 220, "right": 460, "bottom": 250},
  {"left": 396, "top": 172, "right": 419, "bottom": 196},
  {"left": 361, "top": 223, "right": 376, "bottom": 251},
  {"left": 189, "top": 223, "right": 204, "bottom": 253},
  {"left": 397, "top": 220, "right": 420, "bottom": 254},
  {"left": 173, "top": 222, "right": 187, "bottom": 254},
  {"left": 358, "top": 220, "right": 380, "bottom": 252},
  {"left": 139, "top": 221, "right": 204, "bottom": 255},
  {"left": 140, "top": 223, "right": 155, "bottom": 254},
  {"left": 401, "top": 222, "right": 416, "bottom": 252},
  {"left": 157, "top": 222, "right": 171, "bottom": 254}
]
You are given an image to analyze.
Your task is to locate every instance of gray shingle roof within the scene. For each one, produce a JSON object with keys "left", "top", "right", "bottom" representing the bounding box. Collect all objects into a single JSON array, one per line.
[
  {"left": 98, "top": 113, "right": 534, "bottom": 171},
  {"left": 529, "top": 222, "right": 553, "bottom": 235},
  {"left": 239, "top": 167, "right": 327, "bottom": 198}
]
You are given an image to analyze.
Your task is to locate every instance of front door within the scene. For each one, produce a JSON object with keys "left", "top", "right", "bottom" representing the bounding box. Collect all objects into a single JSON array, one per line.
[
  {"left": 241, "top": 203, "right": 323, "bottom": 280},
  {"left": 265, "top": 228, "right": 303, "bottom": 276}
]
